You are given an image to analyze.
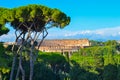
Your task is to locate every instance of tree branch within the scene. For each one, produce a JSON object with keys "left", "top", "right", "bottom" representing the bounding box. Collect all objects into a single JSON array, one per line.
[{"left": 37, "top": 27, "right": 48, "bottom": 49}]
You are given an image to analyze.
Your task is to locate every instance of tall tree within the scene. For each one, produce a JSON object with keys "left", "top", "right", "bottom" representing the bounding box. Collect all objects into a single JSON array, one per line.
[
  {"left": 0, "top": 8, "right": 9, "bottom": 36},
  {"left": 0, "top": 5, "right": 70, "bottom": 80}
]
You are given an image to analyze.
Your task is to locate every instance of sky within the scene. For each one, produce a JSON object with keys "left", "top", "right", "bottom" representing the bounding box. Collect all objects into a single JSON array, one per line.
[{"left": 1, "top": 0, "right": 120, "bottom": 41}]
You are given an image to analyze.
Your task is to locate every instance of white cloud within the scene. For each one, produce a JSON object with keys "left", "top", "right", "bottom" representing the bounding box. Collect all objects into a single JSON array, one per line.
[
  {"left": 46, "top": 26, "right": 120, "bottom": 40},
  {"left": 1, "top": 26, "right": 120, "bottom": 42},
  {"left": 0, "top": 33, "right": 15, "bottom": 42},
  {"left": 63, "top": 26, "right": 120, "bottom": 37}
]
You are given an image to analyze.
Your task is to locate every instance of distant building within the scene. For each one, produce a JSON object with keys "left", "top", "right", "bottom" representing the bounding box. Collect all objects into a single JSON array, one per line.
[
  {"left": 3, "top": 42, "right": 15, "bottom": 47},
  {"left": 38, "top": 39, "right": 90, "bottom": 53},
  {"left": 3, "top": 39, "right": 91, "bottom": 54}
]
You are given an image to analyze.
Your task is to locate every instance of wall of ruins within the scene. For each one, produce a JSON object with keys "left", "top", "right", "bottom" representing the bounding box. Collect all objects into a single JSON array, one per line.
[{"left": 39, "top": 39, "right": 90, "bottom": 52}]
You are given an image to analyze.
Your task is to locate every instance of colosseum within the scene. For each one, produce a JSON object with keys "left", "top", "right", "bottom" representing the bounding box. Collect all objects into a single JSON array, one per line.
[{"left": 39, "top": 39, "right": 90, "bottom": 53}]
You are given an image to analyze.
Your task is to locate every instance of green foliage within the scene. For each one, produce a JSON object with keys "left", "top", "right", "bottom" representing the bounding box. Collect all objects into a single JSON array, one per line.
[
  {"left": 104, "top": 40, "right": 117, "bottom": 46},
  {"left": 69, "top": 61, "right": 98, "bottom": 80},
  {"left": 0, "top": 4, "right": 70, "bottom": 33},
  {"left": 0, "top": 4, "right": 71, "bottom": 80},
  {"left": 38, "top": 52, "right": 66, "bottom": 64},
  {"left": 70, "top": 43, "right": 120, "bottom": 80},
  {"left": 117, "top": 65, "right": 120, "bottom": 80},
  {"left": 93, "top": 47, "right": 104, "bottom": 68},
  {"left": 0, "top": 25, "right": 9, "bottom": 36},
  {"left": 0, "top": 8, "right": 11, "bottom": 36},
  {"left": 103, "top": 64, "right": 118, "bottom": 80},
  {"left": 0, "top": 43, "right": 11, "bottom": 80},
  {"left": 51, "top": 9, "right": 70, "bottom": 28},
  {"left": 0, "top": 43, "right": 5, "bottom": 54},
  {"left": 33, "top": 63, "right": 56, "bottom": 80},
  {"left": 38, "top": 52, "right": 70, "bottom": 74},
  {"left": 1, "top": 42, "right": 120, "bottom": 80},
  {"left": 90, "top": 40, "right": 104, "bottom": 46},
  {"left": 0, "top": 43, "right": 11, "bottom": 68}
]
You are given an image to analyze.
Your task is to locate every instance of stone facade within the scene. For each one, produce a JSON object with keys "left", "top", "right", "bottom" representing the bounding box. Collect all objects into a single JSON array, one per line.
[{"left": 39, "top": 39, "right": 90, "bottom": 52}]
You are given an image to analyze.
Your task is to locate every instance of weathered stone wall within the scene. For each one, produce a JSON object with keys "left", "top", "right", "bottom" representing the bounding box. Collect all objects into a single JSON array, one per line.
[{"left": 39, "top": 39, "right": 90, "bottom": 52}]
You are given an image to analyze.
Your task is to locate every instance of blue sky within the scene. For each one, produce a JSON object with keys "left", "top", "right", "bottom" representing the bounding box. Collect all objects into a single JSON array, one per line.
[{"left": 1, "top": 0, "right": 120, "bottom": 41}]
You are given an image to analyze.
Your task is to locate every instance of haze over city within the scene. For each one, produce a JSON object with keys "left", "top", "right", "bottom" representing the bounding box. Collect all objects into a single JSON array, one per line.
[{"left": 0, "top": 0, "right": 120, "bottom": 41}]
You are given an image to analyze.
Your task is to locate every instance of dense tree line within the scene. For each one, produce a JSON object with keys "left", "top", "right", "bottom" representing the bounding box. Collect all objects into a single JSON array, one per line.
[
  {"left": 70, "top": 40, "right": 120, "bottom": 80},
  {"left": 0, "top": 40, "right": 120, "bottom": 80}
]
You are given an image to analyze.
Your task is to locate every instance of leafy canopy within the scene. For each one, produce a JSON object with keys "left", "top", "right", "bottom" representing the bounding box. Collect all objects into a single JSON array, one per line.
[
  {"left": 0, "top": 8, "right": 10, "bottom": 36},
  {"left": 0, "top": 4, "right": 70, "bottom": 33}
]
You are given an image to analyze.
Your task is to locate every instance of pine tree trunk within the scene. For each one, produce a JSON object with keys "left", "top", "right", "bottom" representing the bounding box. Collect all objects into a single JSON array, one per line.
[
  {"left": 29, "top": 49, "right": 34, "bottom": 80},
  {"left": 29, "top": 41, "right": 34, "bottom": 80},
  {"left": 19, "top": 51, "right": 25, "bottom": 80},
  {"left": 15, "top": 45, "right": 25, "bottom": 80},
  {"left": 0, "top": 72, "right": 2, "bottom": 80},
  {"left": 9, "top": 54, "right": 17, "bottom": 80},
  {"left": 15, "top": 67, "right": 20, "bottom": 80}
]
